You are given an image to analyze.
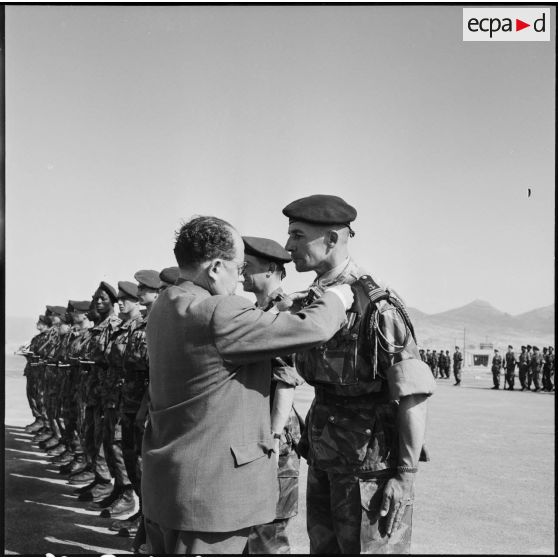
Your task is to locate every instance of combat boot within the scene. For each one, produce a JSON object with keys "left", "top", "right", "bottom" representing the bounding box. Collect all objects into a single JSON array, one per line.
[
  {"left": 47, "top": 443, "right": 67, "bottom": 456},
  {"left": 33, "top": 430, "right": 53, "bottom": 444},
  {"left": 64, "top": 454, "right": 87, "bottom": 476},
  {"left": 88, "top": 485, "right": 122, "bottom": 511},
  {"left": 110, "top": 510, "right": 141, "bottom": 533},
  {"left": 52, "top": 449, "right": 74, "bottom": 465},
  {"left": 68, "top": 468, "right": 95, "bottom": 485},
  {"left": 25, "top": 419, "right": 45, "bottom": 433},
  {"left": 40, "top": 436, "right": 59, "bottom": 449},
  {"left": 118, "top": 512, "right": 142, "bottom": 537},
  {"left": 100, "top": 487, "right": 136, "bottom": 518},
  {"left": 79, "top": 480, "right": 113, "bottom": 502}
]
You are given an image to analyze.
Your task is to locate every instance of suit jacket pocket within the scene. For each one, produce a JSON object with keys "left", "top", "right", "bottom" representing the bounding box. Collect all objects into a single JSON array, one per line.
[{"left": 230, "top": 441, "right": 273, "bottom": 467}]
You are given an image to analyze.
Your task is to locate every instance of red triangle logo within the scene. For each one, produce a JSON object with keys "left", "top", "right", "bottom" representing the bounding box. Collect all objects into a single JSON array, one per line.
[{"left": 516, "top": 19, "right": 530, "bottom": 31}]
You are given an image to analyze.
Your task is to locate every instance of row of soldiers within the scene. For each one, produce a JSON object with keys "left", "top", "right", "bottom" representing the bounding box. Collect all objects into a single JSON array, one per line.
[
  {"left": 17, "top": 266, "right": 180, "bottom": 554},
  {"left": 491, "top": 345, "right": 555, "bottom": 391},
  {"left": 418, "top": 347, "right": 464, "bottom": 385}
]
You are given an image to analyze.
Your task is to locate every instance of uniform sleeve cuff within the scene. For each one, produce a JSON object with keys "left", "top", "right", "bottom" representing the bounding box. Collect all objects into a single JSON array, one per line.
[{"left": 386, "top": 358, "right": 436, "bottom": 400}]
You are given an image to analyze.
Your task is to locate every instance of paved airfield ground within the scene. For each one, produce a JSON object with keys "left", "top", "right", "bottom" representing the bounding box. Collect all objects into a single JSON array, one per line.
[{"left": 4, "top": 355, "right": 555, "bottom": 555}]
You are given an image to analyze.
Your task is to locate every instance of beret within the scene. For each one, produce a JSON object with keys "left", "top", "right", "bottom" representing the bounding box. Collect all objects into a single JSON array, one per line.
[
  {"left": 533, "top": 346, "right": 539, "bottom": 351},
  {"left": 134, "top": 269, "right": 162, "bottom": 290},
  {"left": 37, "top": 314, "right": 49, "bottom": 325},
  {"left": 96, "top": 281, "right": 118, "bottom": 303},
  {"left": 508, "top": 345, "right": 513, "bottom": 349},
  {"left": 46, "top": 305, "right": 68, "bottom": 318},
  {"left": 527, "top": 345, "right": 532, "bottom": 350},
  {"left": 117, "top": 281, "right": 139, "bottom": 301},
  {"left": 68, "top": 300, "right": 92, "bottom": 313},
  {"left": 521, "top": 346, "right": 526, "bottom": 350},
  {"left": 282, "top": 194, "right": 357, "bottom": 226},
  {"left": 159, "top": 266, "right": 180, "bottom": 286},
  {"left": 243, "top": 236, "right": 291, "bottom": 264}
]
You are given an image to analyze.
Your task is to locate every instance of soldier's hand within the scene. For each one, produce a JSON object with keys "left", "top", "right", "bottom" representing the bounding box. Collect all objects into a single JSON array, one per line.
[
  {"left": 277, "top": 291, "right": 309, "bottom": 311},
  {"left": 379, "top": 473, "right": 415, "bottom": 537}
]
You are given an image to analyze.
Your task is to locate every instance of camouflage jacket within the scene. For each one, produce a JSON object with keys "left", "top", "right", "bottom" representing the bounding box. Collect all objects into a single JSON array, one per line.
[
  {"left": 123, "top": 316, "right": 149, "bottom": 372},
  {"left": 518, "top": 351, "right": 530, "bottom": 367},
  {"left": 295, "top": 258, "right": 434, "bottom": 474},
  {"left": 453, "top": 351, "right": 463, "bottom": 367},
  {"left": 106, "top": 315, "right": 143, "bottom": 370},
  {"left": 86, "top": 313, "right": 122, "bottom": 364},
  {"left": 529, "top": 352, "right": 543, "bottom": 372},
  {"left": 40, "top": 327, "right": 61, "bottom": 363},
  {"left": 504, "top": 351, "right": 516, "bottom": 369}
]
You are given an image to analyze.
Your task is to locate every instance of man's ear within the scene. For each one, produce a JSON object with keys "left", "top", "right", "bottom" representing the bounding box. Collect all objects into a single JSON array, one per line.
[
  {"left": 326, "top": 230, "right": 339, "bottom": 246},
  {"left": 268, "top": 262, "right": 278, "bottom": 276},
  {"left": 207, "top": 259, "right": 223, "bottom": 282}
]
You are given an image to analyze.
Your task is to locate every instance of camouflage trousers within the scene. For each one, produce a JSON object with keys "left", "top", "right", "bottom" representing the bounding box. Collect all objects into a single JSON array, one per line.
[
  {"left": 25, "top": 368, "right": 42, "bottom": 419},
  {"left": 492, "top": 370, "right": 501, "bottom": 388},
  {"left": 453, "top": 365, "right": 462, "bottom": 383},
  {"left": 530, "top": 370, "right": 541, "bottom": 390},
  {"left": 519, "top": 366, "right": 529, "bottom": 388},
  {"left": 504, "top": 369, "right": 515, "bottom": 389},
  {"left": 307, "top": 466, "right": 412, "bottom": 555},
  {"left": 542, "top": 368, "right": 553, "bottom": 391},
  {"left": 245, "top": 518, "right": 291, "bottom": 554}
]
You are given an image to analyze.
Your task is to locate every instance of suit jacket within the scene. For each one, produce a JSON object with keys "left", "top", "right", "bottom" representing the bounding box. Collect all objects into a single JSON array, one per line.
[{"left": 142, "top": 279, "right": 347, "bottom": 532}]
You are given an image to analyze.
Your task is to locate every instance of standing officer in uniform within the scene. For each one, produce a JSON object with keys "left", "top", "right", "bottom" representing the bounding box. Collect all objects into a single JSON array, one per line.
[
  {"left": 525, "top": 345, "right": 533, "bottom": 389},
  {"left": 445, "top": 350, "right": 451, "bottom": 378},
  {"left": 437, "top": 350, "right": 446, "bottom": 379},
  {"left": 282, "top": 194, "right": 435, "bottom": 554},
  {"left": 453, "top": 346, "right": 463, "bottom": 386},
  {"left": 491, "top": 349, "right": 503, "bottom": 390},
  {"left": 518, "top": 346, "right": 529, "bottom": 391},
  {"left": 418, "top": 349, "right": 426, "bottom": 363},
  {"left": 429, "top": 350, "right": 438, "bottom": 378},
  {"left": 241, "top": 236, "right": 304, "bottom": 554},
  {"left": 529, "top": 346, "right": 543, "bottom": 392},
  {"left": 503, "top": 346, "right": 516, "bottom": 390}
]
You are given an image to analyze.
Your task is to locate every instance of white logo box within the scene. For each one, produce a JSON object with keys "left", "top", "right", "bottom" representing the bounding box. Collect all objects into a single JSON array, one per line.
[{"left": 463, "top": 8, "right": 551, "bottom": 42}]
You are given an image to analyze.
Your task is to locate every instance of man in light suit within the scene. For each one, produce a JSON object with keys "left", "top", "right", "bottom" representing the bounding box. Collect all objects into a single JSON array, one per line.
[{"left": 142, "top": 216, "right": 354, "bottom": 555}]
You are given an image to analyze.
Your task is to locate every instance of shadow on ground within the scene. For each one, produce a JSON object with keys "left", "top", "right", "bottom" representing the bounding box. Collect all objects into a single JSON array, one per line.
[{"left": 4, "top": 425, "right": 134, "bottom": 556}]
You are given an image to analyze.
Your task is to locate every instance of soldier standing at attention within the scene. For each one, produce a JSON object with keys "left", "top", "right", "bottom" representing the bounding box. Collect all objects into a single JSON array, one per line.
[
  {"left": 93, "top": 282, "right": 142, "bottom": 519},
  {"left": 70, "top": 283, "right": 120, "bottom": 489},
  {"left": 453, "top": 346, "right": 463, "bottom": 386},
  {"left": 430, "top": 350, "right": 438, "bottom": 378},
  {"left": 525, "top": 345, "right": 533, "bottom": 389},
  {"left": 437, "top": 350, "right": 446, "bottom": 379},
  {"left": 21, "top": 315, "right": 50, "bottom": 433},
  {"left": 111, "top": 269, "right": 161, "bottom": 549},
  {"left": 282, "top": 194, "right": 435, "bottom": 554},
  {"left": 241, "top": 236, "right": 304, "bottom": 554},
  {"left": 529, "top": 346, "right": 543, "bottom": 392},
  {"left": 491, "top": 349, "right": 503, "bottom": 390},
  {"left": 518, "top": 346, "right": 529, "bottom": 391},
  {"left": 445, "top": 350, "right": 451, "bottom": 378},
  {"left": 541, "top": 347, "right": 551, "bottom": 391},
  {"left": 503, "top": 345, "right": 516, "bottom": 390}
]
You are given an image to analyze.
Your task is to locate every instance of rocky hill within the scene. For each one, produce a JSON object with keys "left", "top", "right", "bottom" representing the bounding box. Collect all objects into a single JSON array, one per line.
[{"left": 408, "top": 300, "right": 554, "bottom": 350}]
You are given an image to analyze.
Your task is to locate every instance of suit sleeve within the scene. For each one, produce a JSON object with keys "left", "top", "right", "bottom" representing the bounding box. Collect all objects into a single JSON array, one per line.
[{"left": 212, "top": 291, "right": 347, "bottom": 364}]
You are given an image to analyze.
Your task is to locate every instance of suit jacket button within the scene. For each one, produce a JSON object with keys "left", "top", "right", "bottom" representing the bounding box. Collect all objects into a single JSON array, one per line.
[{"left": 365, "top": 428, "right": 372, "bottom": 435}]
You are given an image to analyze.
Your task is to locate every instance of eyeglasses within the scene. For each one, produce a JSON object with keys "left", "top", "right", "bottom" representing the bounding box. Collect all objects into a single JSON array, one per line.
[{"left": 225, "top": 260, "right": 248, "bottom": 276}]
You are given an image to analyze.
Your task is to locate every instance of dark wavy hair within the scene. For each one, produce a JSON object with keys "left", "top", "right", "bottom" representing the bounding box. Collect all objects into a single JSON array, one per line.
[{"left": 174, "top": 216, "right": 237, "bottom": 268}]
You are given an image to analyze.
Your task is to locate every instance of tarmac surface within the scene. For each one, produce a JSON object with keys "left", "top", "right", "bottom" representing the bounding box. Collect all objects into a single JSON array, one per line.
[{"left": 3, "top": 357, "right": 555, "bottom": 555}]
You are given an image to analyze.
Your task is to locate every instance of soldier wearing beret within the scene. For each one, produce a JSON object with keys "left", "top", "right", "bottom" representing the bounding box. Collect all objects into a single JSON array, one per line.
[
  {"left": 20, "top": 315, "right": 51, "bottom": 434},
  {"left": 282, "top": 194, "right": 435, "bottom": 554},
  {"left": 90, "top": 281, "right": 142, "bottom": 519},
  {"left": 491, "top": 349, "right": 503, "bottom": 390},
  {"left": 503, "top": 345, "right": 516, "bottom": 390},
  {"left": 445, "top": 350, "right": 451, "bottom": 378},
  {"left": 241, "top": 236, "right": 305, "bottom": 554},
  {"left": 430, "top": 350, "right": 439, "bottom": 378},
  {"left": 54, "top": 302, "right": 95, "bottom": 469},
  {"left": 158, "top": 266, "right": 180, "bottom": 291},
  {"left": 529, "top": 346, "right": 543, "bottom": 392},
  {"left": 112, "top": 271, "right": 159, "bottom": 545},
  {"left": 69, "top": 283, "right": 120, "bottom": 489},
  {"left": 518, "top": 346, "right": 529, "bottom": 391}
]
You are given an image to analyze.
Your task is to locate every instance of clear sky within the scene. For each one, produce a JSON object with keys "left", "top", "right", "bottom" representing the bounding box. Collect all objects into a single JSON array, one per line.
[{"left": 5, "top": 5, "right": 555, "bottom": 318}]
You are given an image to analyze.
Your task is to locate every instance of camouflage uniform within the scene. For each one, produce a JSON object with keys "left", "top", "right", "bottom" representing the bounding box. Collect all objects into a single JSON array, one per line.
[
  {"left": 81, "top": 313, "right": 121, "bottom": 481},
  {"left": 24, "top": 331, "right": 48, "bottom": 422},
  {"left": 518, "top": 349, "right": 530, "bottom": 390},
  {"left": 40, "top": 326, "right": 62, "bottom": 436},
  {"left": 429, "top": 351, "right": 438, "bottom": 378},
  {"left": 121, "top": 315, "right": 149, "bottom": 499},
  {"left": 529, "top": 350, "right": 543, "bottom": 391},
  {"left": 294, "top": 259, "right": 435, "bottom": 554},
  {"left": 437, "top": 352, "right": 446, "bottom": 379},
  {"left": 29, "top": 329, "right": 53, "bottom": 428},
  {"left": 491, "top": 353, "right": 502, "bottom": 389},
  {"left": 246, "top": 356, "right": 304, "bottom": 554},
  {"left": 504, "top": 350, "right": 516, "bottom": 390},
  {"left": 453, "top": 350, "right": 463, "bottom": 385},
  {"left": 101, "top": 317, "right": 142, "bottom": 489}
]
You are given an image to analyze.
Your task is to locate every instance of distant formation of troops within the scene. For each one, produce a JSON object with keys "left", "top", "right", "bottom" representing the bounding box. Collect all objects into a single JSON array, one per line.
[
  {"left": 16, "top": 267, "right": 180, "bottom": 554},
  {"left": 418, "top": 345, "right": 555, "bottom": 392},
  {"left": 419, "top": 347, "right": 464, "bottom": 386},
  {"left": 490, "top": 345, "right": 554, "bottom": 391}
]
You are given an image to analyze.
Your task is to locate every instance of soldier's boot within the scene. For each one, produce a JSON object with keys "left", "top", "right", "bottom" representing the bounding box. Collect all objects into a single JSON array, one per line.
[
  {"left": 25, "top": 418, "right": 45, "bottom": 433},
  {"left": 87, "top": 485, "right": 123, "bottom": 511},
  {"left": 33, "top": 430, "right": 54, "bottom": 444},
  {"left": 42, "top": 436, "right": 61, "bottom": 450},
  {"left": 100, "top": 486, "right": 136, "bottom": 518},
  {"left": 74, "top": 477, "right": 100, "bottom": 494},
  {"left": 47, "top": 443, "right": 67, "bottom": 457},
  {"left": 68, "top": 468, "right": 96, "bottom": 485},
  {"left": 110, "top": 510, "right": 142, "bottom": 534},
  {"left": 52, "top": 450, "right": 75, "bottom": 465},
  {"left": 60, "top": 454, "right": 83, "bottom": 475},
  {"left": 78, "top": 479, "right": 114, "bottom": 502}
]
